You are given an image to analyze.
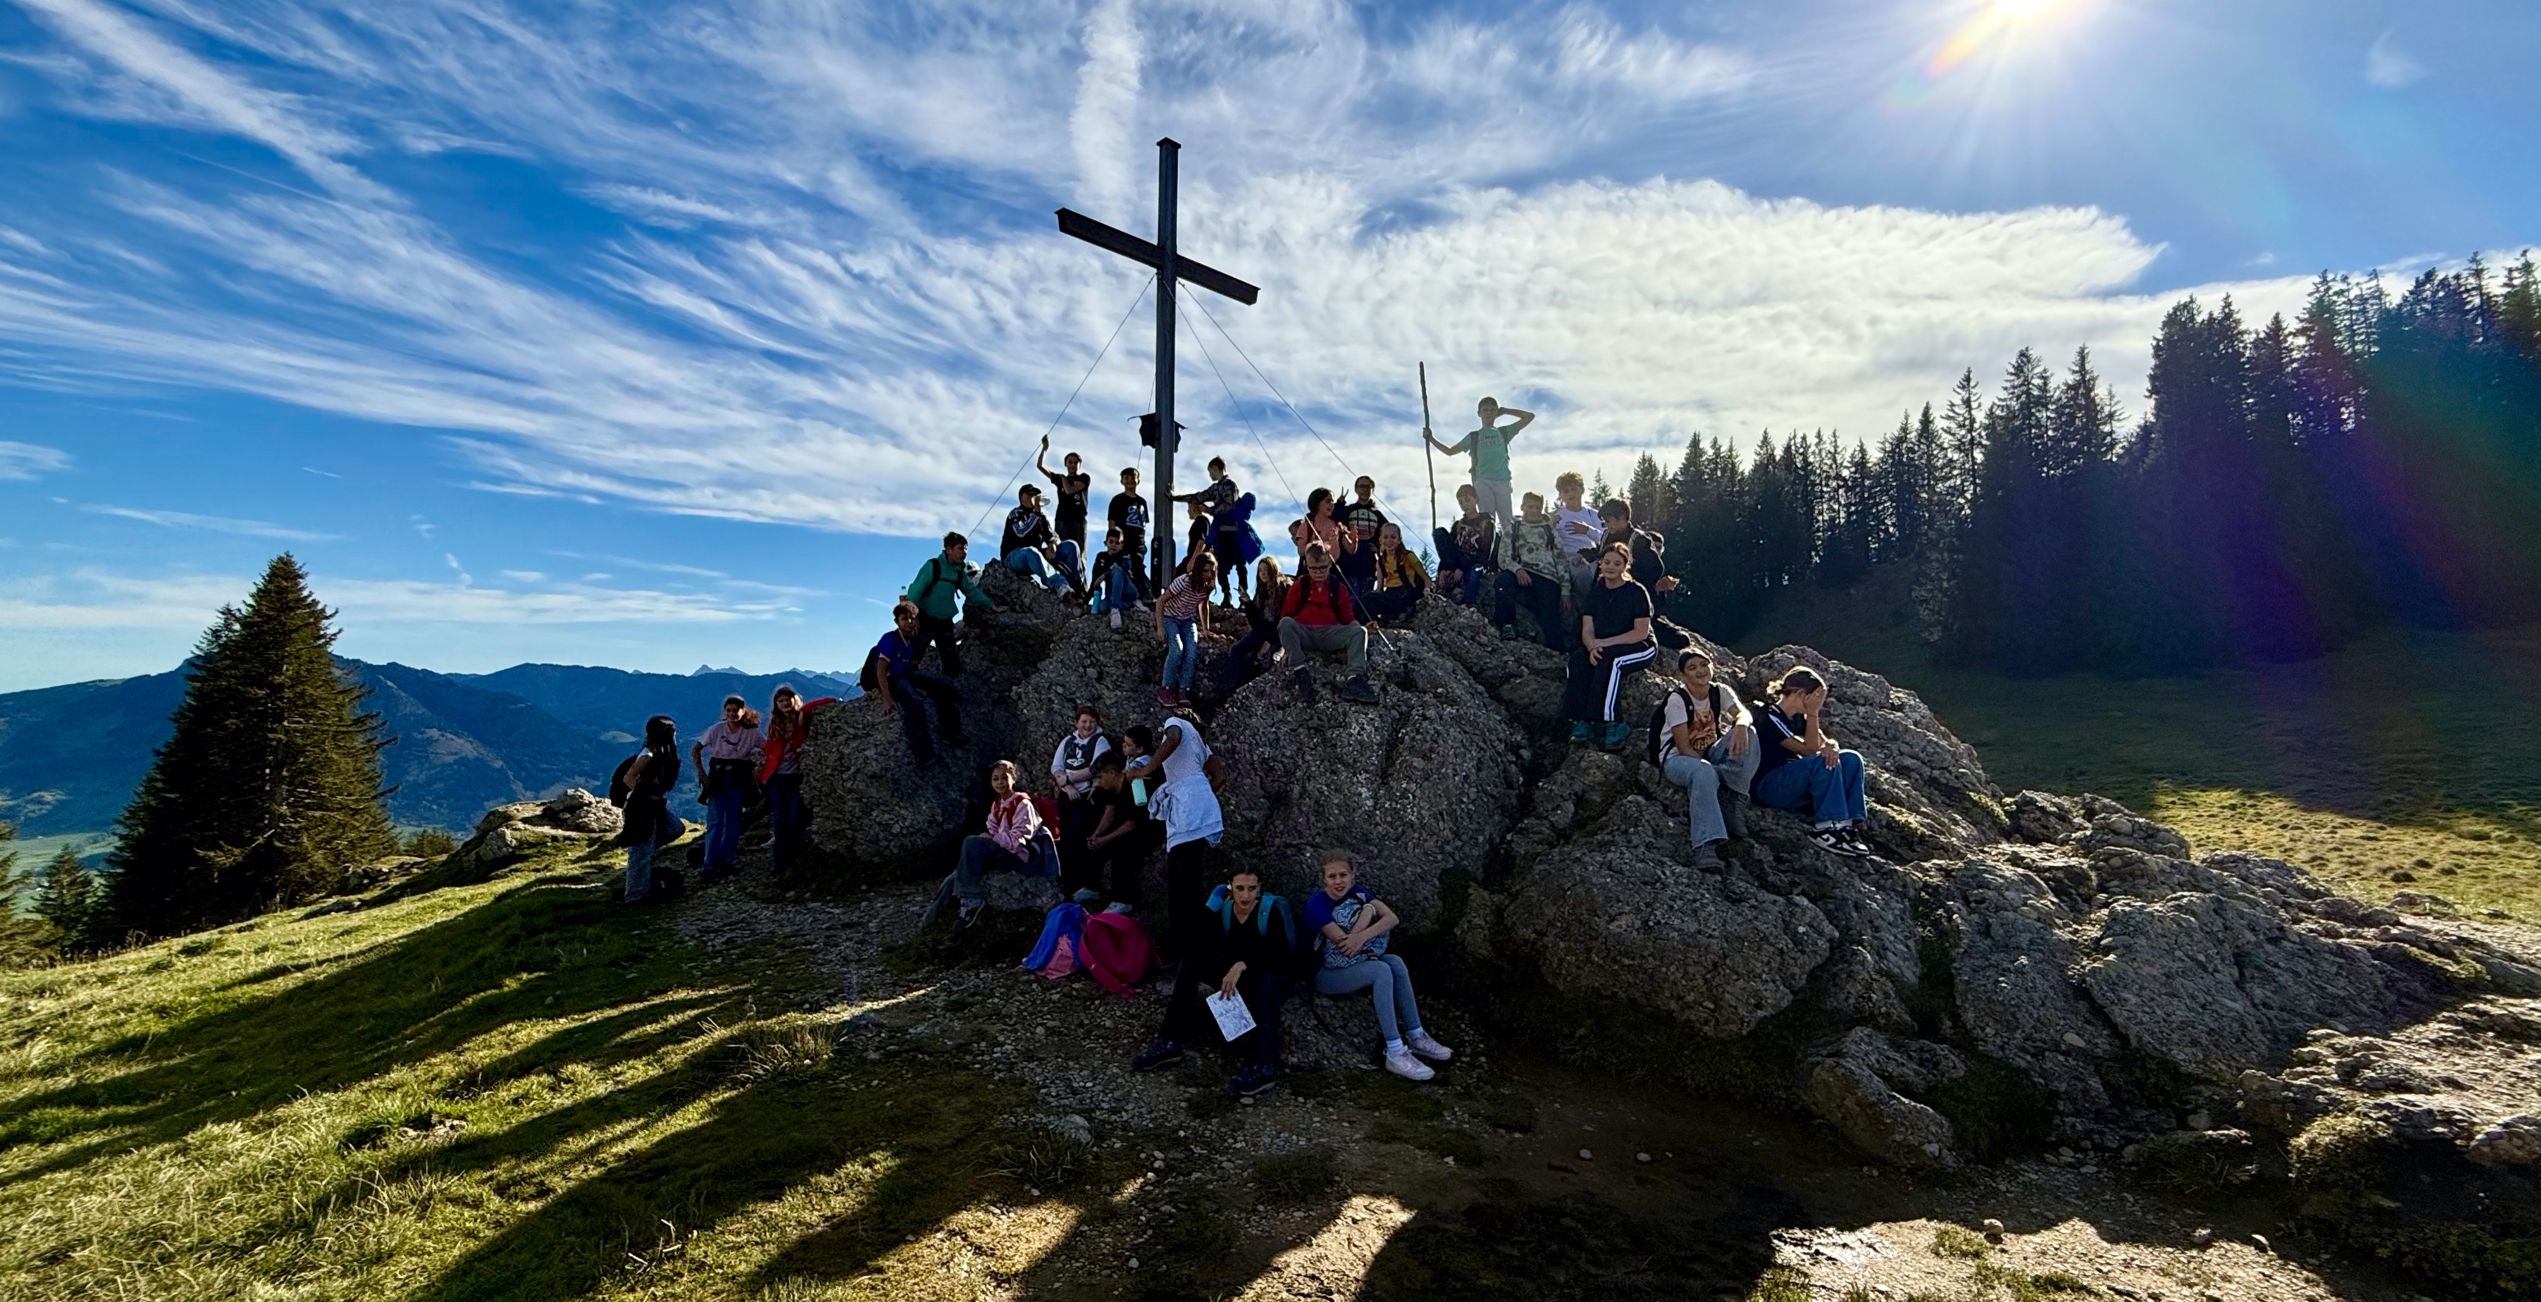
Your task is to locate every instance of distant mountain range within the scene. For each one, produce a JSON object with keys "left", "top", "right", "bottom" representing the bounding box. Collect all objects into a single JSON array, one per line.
[{"left": 0, "top": 662, "right": 859, "bottom": 836}]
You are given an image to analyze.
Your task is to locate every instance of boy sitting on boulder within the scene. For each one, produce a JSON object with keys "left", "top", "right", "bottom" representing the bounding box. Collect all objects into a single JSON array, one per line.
[{"left": 1276, "top": 541, "right": 1379, "bottom": 705}]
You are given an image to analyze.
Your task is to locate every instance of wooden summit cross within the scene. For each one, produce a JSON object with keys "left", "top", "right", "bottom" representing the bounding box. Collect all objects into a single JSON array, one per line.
[{"left": 1057, "top": 137, "right": 1260, "bottom": 590}]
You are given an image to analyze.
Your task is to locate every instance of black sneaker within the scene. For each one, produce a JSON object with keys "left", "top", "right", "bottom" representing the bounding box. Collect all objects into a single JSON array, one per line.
[
  {"left": 1130, "top": 1038, "right": 1185, "bottom": 1073},
  {"left": 1290, "top": 669, "right": 1318, "bottom": 706},
  {"left": 1227, "top": 1063, "right": 1278, "bottom": 1098},
  {"left": 1840, "top": 831, "right": 1879, "bottom": 858},
  {"left": 1807, "top": 828, "right": 1859, "bottom": 857},
  {"left": 1339, "top": 674, "right": 1378, "bottom": 704}
]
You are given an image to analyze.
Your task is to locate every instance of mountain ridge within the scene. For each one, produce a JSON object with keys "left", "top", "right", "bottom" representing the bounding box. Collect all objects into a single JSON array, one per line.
[{"left": 0, "top": 660, "right": 857, "bottom": 836}]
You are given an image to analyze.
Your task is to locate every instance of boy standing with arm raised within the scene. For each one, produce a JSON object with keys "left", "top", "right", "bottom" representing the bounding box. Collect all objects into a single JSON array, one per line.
[{"left": 1425, "top": 395, "right": 1533, "bottom": 530}]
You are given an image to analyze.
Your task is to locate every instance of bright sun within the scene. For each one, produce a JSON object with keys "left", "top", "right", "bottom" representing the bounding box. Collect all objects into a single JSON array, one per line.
[{"left": 1991, "top": 0, "right": 2068, "bottom": 19}]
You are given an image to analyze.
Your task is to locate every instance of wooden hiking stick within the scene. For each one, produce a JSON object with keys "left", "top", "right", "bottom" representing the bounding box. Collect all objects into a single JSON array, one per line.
[{"left": 1419, "top": 362, "right": 1437, "bottom": 541}]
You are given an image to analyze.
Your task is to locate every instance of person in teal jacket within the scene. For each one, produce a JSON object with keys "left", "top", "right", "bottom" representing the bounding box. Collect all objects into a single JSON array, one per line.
[{"left": 904, "top": 532, "right": 994, "bottom": 676}]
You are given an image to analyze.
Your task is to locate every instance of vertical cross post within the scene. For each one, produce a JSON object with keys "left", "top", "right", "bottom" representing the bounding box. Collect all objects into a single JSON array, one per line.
[{"left": 1151, "top": 139, "right": 1179, "bottom": 592}]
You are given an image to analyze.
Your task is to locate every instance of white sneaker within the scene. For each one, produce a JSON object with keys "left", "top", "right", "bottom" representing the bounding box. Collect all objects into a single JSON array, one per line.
[
  {"left": 1384, "top": 1048, "right": 1436, "bottom": 1081},
  {"left": 1109, "top": 607, "right": 1123, "bottom": 630},
  {"left": 1103, "top": 902, "right": 1134, "bottom": 914},
  {"left": 1406, "top": 1032, "right": 1455, "bottom": 1063}
]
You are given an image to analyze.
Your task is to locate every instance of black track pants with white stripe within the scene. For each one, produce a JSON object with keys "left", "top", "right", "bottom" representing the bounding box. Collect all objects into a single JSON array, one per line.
[{"left": 1564, "top": 638, "right": 1657, "bottom": 723}]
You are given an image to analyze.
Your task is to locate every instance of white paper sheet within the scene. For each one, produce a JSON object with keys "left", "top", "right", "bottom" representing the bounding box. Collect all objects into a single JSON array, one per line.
[{"left": 1205, "top": 989, "right": 1256, "bottom": 1041}]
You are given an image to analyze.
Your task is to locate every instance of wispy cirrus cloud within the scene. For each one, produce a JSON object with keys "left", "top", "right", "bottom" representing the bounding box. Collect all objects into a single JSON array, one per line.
[
  {"left": 0, "top": 441, "right": 74, "bottom": 480},
  {"left": 79, "top": 503, "right": 338, "bottom": 542},
  {"left": 2366, "top": 30, "right": 2426, "bottom": 89}
]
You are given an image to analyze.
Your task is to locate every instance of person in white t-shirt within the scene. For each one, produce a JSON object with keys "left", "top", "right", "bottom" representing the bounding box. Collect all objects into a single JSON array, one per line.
[
  {"left": 1124, "top": 708, "right": 1223, "bottom": 958},
  {"left": 1551, "top": 469, "right": 1604, "bottom": 604},
  {"left": 1658, "top": 648, "right": 1760, "bottom": 871}
]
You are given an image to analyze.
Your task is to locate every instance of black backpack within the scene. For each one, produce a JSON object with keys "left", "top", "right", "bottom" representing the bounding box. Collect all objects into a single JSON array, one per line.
[{"left": 607, "top": 754, "right": 640, "bottom": 808}]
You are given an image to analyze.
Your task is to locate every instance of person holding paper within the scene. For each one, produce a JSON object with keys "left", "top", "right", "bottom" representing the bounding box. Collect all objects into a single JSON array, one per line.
[{"left": 1129, "top": 866, "right": 1302, "bottom": 1099}]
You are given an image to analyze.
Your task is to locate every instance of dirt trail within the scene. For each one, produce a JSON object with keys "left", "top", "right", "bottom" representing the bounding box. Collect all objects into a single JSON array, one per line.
[{"left": 673, "top": 866, "right": 2431, "bottom": 1301}]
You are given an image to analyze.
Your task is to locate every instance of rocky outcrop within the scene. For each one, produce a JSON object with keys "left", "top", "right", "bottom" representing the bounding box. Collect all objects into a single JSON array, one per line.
[
  {"left": 449, "top": 787, "right": 624, "bottom": 871},
  {"left": 797, "top": 578, "right": 2541, "bottom": 1209}
]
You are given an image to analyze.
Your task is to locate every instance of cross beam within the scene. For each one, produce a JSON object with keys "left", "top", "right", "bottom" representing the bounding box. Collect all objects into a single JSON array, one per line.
[{"left": 1056, "top": 137, "right": 1258, "bottom": 590}]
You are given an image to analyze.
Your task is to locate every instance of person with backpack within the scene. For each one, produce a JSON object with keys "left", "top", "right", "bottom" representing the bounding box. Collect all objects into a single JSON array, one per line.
[
  {"left": 1090, "top": 525, "right": 1141, "bottom": 629},
  {"left": 1131, "top": 865, "right": 1301, "bottom": 1099},
  {"left": 1364, "top": 521, "right": 1429, "bottom": 624},
  {"left": 1650, "top": 648, "right": 1758, "bottom": 871},
  {"left": 615, "top": 715, "right": 682, "bottom": 904},
  {"left": 866, "top": 599, "right": 968, "bottom": 765},
  {"left": 1492, "top": 491, "right": 1570, "bottom": 649},
  {"left": 1069, "top": 750, "right": 1155, "bottom": 909},
  {"left": 1121, "top": 708, "right": 1223, "bottom": 958},
  {"left": 1305, "top": 852, "right": 1455, "bottom": 1082},
  {"left": 1049, "top": 704, "right": 1112, "bottom": 863},
  {"left": 690, "top": 694, "right": 763, "bottom": 883},
  {"left": 1566, "top": 542, "right": 1658, "bottom": 750},
  {"left": 758, "top": 684, "right": 841, "bottom": 875},
  {"left": 1036, "top": 437, "right": 1093, "bottom": 551},
  {"left": 1108, "top": 465, "right": 1153, "bottom": 599},
  {"left": 1424, "top": 395, "right": 1533, "bottom": 530},
  {"left": 1171, "top": 456, "right": 1247, "bottom": 599},
  {"left": 1155, "top": 550, "right": 1217, "bottom": 707},
  {"left": 1221, "top": 556, "right": 1289, "bottom": 695},
  {"left": 1337, "top": 476, "right": 1388, "bottom": 591},
  {"left": 904, "top": 532, "right": 994, "bottom": 676},
  {"left": 1002, "top": 484, "right": 1081, "bottom": 593},
  {"left": 1751, "top": 666, "right": 1876, "bottom": 858},
  {"left": 1433, "top": 483, "right": 1498, "bottom": 607},
  {"left": 1276, "top": 541, "right": 1379, "bottom": 705},
  {"left": 939, "top": 759, "right": 1060, "bottom": 930}
]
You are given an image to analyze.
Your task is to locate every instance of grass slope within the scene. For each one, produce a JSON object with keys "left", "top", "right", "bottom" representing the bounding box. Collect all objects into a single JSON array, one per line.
[
  {"left": 0, "top": 857, "right": 1039, "bottom": 1302},
  {"left": 1746, "top": 574, "right": 2541, "bottom": 920}
]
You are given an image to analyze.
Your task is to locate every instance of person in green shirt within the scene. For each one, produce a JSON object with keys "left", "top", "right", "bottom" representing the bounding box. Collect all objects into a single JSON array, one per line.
[
  {"left": 903, "top": 532, "right": 994, "bottom": 676},
  {"left": 1425, "top": 395, "right": 1534, "bottom": 529}
]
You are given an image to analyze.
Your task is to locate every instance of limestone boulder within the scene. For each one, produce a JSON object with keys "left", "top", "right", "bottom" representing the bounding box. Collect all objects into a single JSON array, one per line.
[{"left": 448, "top": 788, "right": 622, "bottom": 872}]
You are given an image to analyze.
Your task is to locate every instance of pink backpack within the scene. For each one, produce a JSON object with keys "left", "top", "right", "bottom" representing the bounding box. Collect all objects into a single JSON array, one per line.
[{"left": 1079, "top": 912, "right": 1157, "bottom": 996}]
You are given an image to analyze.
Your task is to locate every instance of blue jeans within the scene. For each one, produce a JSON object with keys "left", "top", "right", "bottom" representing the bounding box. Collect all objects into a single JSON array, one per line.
[
  {"left": 1097, "top": 561, "right": 1138, "bottom": 613},
  {"left": 1005, "top": 541, "right": 1082, "bottom": 591},
  {"left": 703, "top": 780, "right": 745, "bottom": 871},
  {"left": 1662, "top": 726, "right": 1761, "bottom": 848},
  {"left": 1162, "top": 615, "right": 1198, "bottom": 690},
  {"left": 1315, "top": 954, "right": 1425, "bottom": 1048},
  {"left": 954, "top": 830, "right": 1056, "bottom": 907},
  {"left": 624, "top": 837, "right": 656, "bottom": 902},
  {"left": 767, "top": 771, "right": 804, "bottom": 869},
  {"left": 1754, "top": 748, "right": 1869, "bottom": 826}
]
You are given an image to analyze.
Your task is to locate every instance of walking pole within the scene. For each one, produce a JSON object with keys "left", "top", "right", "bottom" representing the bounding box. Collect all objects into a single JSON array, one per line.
[{"left": 1419, "top": 363, "right": 1438, "bottom": 542}]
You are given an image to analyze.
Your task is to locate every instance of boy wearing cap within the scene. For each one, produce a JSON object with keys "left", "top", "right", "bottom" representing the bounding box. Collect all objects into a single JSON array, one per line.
[{"left": 1002, "top": 484, "right": 1082, "bottom": 593}]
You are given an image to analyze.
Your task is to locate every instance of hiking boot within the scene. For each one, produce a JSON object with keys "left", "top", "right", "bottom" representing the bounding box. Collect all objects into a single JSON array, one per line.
[
  {"left": 1290, "top": 668, "right": 1318, "bottom": 706},
  {"left": 1384, "top": 1049, "right": 1436, "bottom": 1082},
  {"left": 1339, "top": 674, "right": 1379, "bottom": 704},
  {"left": 1131, "top": 1038, "right": 1185, "bottom": 1073},
  {"left": 1692, "top": 841, "right": 1725, "bottom": 872},
  {"left": 1406, "top": 1031, "right": 1455, "bottom": 1062},
  {"left": 1719, "top": 789, "right": 1751, "bottom": 839},
  {"left": 1227, "top": 1063, "right": 1279, "bottom": 1098},
  {"left": 1568, "top": 721, "right": 1591, "bottom": 744}
]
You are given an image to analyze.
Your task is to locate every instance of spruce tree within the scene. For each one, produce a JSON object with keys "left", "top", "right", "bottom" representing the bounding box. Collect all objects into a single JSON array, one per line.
[
  {"left": 35, "top": 846, "right": 98, "bottom": 950},
  {"left": 106, "top": 555, "right": 396, "bottom": 939},
  {"left": 0, "top": 821, "right": 41, "bottom": 962}
]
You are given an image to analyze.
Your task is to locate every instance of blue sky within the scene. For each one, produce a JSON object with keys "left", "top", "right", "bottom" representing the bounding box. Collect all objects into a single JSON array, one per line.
[{"left": 0, "top": 0, "right": 2533, "bottom": 689}]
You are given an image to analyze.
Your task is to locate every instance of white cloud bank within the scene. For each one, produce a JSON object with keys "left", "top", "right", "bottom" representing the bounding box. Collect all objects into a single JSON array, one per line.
[{"left": 0, "top": 441, "right": 74, "bottom": 481}]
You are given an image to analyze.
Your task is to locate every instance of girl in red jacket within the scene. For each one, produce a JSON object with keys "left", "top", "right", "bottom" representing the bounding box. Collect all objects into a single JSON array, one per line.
[{"left": 758, "top": 684, "right": 840, "bottom": 875}]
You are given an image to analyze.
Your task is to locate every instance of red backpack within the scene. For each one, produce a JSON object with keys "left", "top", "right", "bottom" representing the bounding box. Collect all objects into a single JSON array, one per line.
[{"left": 1079, "top": 912, "right": 1157, "bottom": 996}]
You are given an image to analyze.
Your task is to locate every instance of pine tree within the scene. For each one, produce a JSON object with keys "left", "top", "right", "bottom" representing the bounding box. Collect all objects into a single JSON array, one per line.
[
  {"left": 106, "top": 555, "right": 396, "bottom": 940},
  {"left": 1588, "top": 469, "right": 1614, "bottom": 505},
  {"left": 0, "top": 822, "right": 44, "bottom": 962},
  {"left": 35, "top": 846, "right": 98, "bottom": 950},
  {"left": 1626, "top": 452, "right": 1667, "bottom": 529}
]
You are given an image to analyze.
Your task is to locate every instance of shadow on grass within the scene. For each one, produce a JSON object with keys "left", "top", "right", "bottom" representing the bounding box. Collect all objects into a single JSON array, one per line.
[{"left": 0, "top": 877, "right": 685, "bottom": 1186}]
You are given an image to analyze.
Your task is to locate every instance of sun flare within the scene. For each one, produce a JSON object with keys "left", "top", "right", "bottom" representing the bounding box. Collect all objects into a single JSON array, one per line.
[{"left": 1991, "top": 0, "right": 2067, "bottom": 18}]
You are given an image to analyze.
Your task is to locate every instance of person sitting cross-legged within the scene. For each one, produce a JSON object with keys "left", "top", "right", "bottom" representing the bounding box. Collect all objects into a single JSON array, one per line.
[
  {"left": 1657, "top": 648, "right": 1759, "bottom": 872},
  {"left": 1277, "top": 541, "right": 1378, "bottom": 705},
  {"left": 1305, "top": 852, "right": 1454, "bottom": 1082},
  {"left": 1130, "top": 865, "right": 1303, "bottom": 1099},
  {"left": 1750, "top": 666, "right": 1875, "bottom": 858}
]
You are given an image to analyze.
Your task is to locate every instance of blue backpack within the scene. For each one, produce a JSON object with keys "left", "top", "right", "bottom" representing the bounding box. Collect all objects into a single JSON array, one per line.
[
  {"left": 1022, "top": 902, "right": 1088, "bottom": 979},
  {"left": 1203, "top": 884, "right": 1296, "bottom": 950}
]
